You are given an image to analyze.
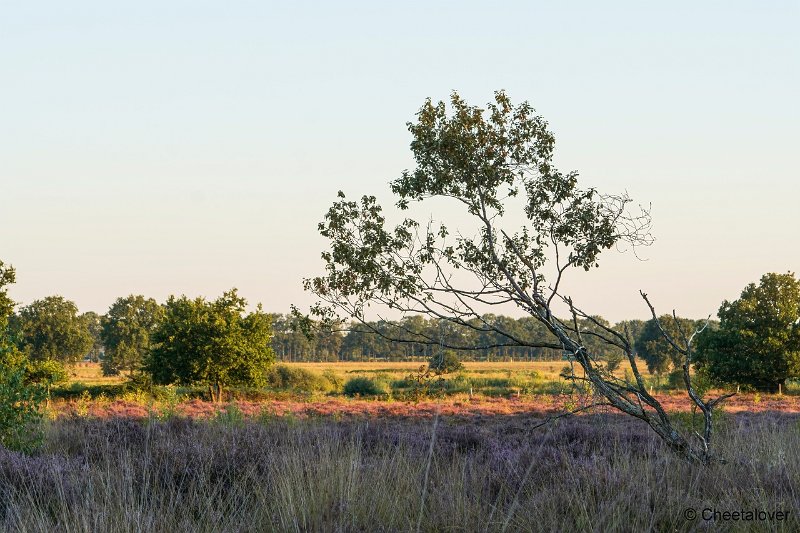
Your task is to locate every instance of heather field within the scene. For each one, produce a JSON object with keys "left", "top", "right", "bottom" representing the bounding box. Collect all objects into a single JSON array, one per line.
[
  {"left": 1, "top": 410, "right": 798, "bottom": 532},
  {"left": 0, "top": 362, "right": 792, "bottom": 531}
]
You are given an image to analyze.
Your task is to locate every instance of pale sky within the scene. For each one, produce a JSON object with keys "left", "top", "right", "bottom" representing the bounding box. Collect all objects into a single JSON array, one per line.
[{"left": 1, "top": 1, "right": 798, "bottom": 322}]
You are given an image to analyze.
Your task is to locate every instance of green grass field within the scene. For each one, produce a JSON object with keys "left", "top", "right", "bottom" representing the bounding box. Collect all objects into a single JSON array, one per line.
[
  {"left": 68, "top": 359, "right": 653, "bottom": 387},
  {"left": 61, "top": 359, "right": 657, "bottom": 402}
]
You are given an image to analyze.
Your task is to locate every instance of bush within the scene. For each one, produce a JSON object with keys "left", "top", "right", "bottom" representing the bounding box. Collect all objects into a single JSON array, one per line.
[
  {"left": 214, "top": 403, "right": 245, "bottom": 427},
  {"left": 428, "top": 350, "right": 464, "bottom": 374},
  {"left": 342, "top": 377, "right": 386, "bottom": 397},
  {"left": 321, "top": 369, "right": 343, "bottom": 391},
  {"left": 605, "top": 351, "right": 624, "bottom": 373},
  {"left": 25, "top": 359, "right": 68, "bottom": 403},
  {"left": 266, "top": 365, "right": 333, "bottom": 393},
  {"left": 0, "top": 359, "right": 44, "bottom": 452},
  {"left": 52, "top": 382, "right": 129, "bottom": 401}
]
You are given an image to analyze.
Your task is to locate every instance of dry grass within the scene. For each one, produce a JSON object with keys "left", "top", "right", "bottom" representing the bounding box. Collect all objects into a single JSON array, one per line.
[
  {"left": 282, "top": 359, "right": 653, "bottom": 383},
  {"left": 67, "top": 362, "right": 126, "bottom": 386},
  {"left": 68, "top": 359, "right": 654, "bottom": 387}
]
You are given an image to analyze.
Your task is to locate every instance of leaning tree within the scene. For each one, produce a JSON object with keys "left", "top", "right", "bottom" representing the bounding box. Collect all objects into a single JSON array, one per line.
[{"left": 303, "top": 91, "right": 733, "bottom": 464}]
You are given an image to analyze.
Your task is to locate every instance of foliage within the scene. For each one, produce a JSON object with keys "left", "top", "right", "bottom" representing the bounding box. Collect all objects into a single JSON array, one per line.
[
  {"left": 342, "top": 376, "right": 386, "bottom": 397},
  {"left": 0, "top": 261, "right": 15, "bottom": 340},
  {"left": 279, "top": 312, "right": 710, "bottom": 363},
  {"left": 146, "top": 289, "right": 275, "bottom": 402},
  {"left": 398, "top": 365, "right": 448, "bottom": 402},
  {"left": 428, "top": 350, "right": 464, "bottom": 374},
  {"left": 270, "top": 313, "right": 343, "bottom": 361},
  {"left": 0, "top": 359, "right": 45, "bottom": 452},
  {"left": 214, "top": 403, "right": 245, "bottom": 427},
  {"left": 636, "top": 315, "right": 704, "bottom": 375},
  {"left": 696, "top": 272, "right": 800, "bottom": 392},
  {"left": 0, "top": 261, "right": 44, "bottom": 452},
  {"left": 101, "top": 295, "right": 164, "bottom": 376},
  {"left": 81, "top": 311, "right": 104, "bottom": 362},
  {"left": 321, "top": 369, "right": 343, "bottom": 390},
  {"left": 605, "top": 351, "right": 623, "bottom": 373},
  {"left": 15, "top": 296, "right": 93, "bottom": 365},
  {"left": 25, "top": 358, "right": 68, "bottom": 405},
  {"left": 266, "top": 365, "right": 333, "bottom": 393}
]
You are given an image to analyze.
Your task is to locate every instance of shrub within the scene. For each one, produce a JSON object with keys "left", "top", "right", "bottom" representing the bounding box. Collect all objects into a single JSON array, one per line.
[
  {"left": 606, "top": 351, "right": 623, "bottom": 373},
  {"left": 214, "top": 403, "right": 245, "bottom": 427},
  {"left": 25, "top": 359, "right": 68, "bottom": 404},
  {"left": 266, "top": 365, "right": 333, "bottom": 393},
  {"left": 321, "top": 369, "right": 343, "bottom": 391},
  {"left": 342, "top": 377, "right": 385, "bottom": 397},
  {"left": 672, "top": 368, "right": 715, "bottom": 398},
  {"left": 0, "top": 359, "right": 44, "bottom": 452},
  {"left": 428, "top": 350, "right": 464, "bottom": 374},
  {"left": 0, "top": 262, "right": 44, "bottom": 452},
  {"left": 670, "top": 408, "right": 730, "bottom": 434}
]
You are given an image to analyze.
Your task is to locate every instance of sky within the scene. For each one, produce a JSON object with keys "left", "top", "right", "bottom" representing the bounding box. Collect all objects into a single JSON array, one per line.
[{"left": 1, "top": 1, "right": 798, "bottom": 322}]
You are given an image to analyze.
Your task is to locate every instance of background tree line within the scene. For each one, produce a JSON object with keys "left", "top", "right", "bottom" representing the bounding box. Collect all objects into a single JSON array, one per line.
[
  {"left": 274, "top": 314, "right": 647, "bottom": 363},
  {"left": 2, "top": 271, "right": 798, "bottom": 397}
]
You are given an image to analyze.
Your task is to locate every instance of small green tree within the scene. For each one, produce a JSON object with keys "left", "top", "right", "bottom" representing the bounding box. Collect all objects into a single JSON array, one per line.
[
  {"left": 428, "top": 350, "right": 464, "bottom": 374},
  {"left": 101, "top": 295, "right": 163, "bottom": 377},
  {"left": 696, "top": 272, "right": 800, "bottom": 393},
  {"left": 16, "top": 296, "right": 93, "bottom": 365},
  {"left": 304, "top": 90, "right": 735, "bottom": 463},
  {"left": 342, "top": 376, "right": 386, "bottom": 396},
  {"left": 147, "top": 289, "right": 275, "bottom": 402}
]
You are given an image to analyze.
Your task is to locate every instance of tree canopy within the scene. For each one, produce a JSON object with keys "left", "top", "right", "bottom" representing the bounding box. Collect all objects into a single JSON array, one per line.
[
  {"left": 637, "top": 315, "right": 705, "bottom": 375},
  {"left": 81, "top": 311, "right": 104, "bottom": 363},
  {"left": 696, "top": 272, "right": 800, "bottom": 392},
  {"left": 101, "top": 295, "right": 163, "bottom": 376},
  {"left": 15, "top": 296, "right": 93, "bottom": 365},
  {"left": 146, "top": 289, "right": 275, "bottom": 402}
]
